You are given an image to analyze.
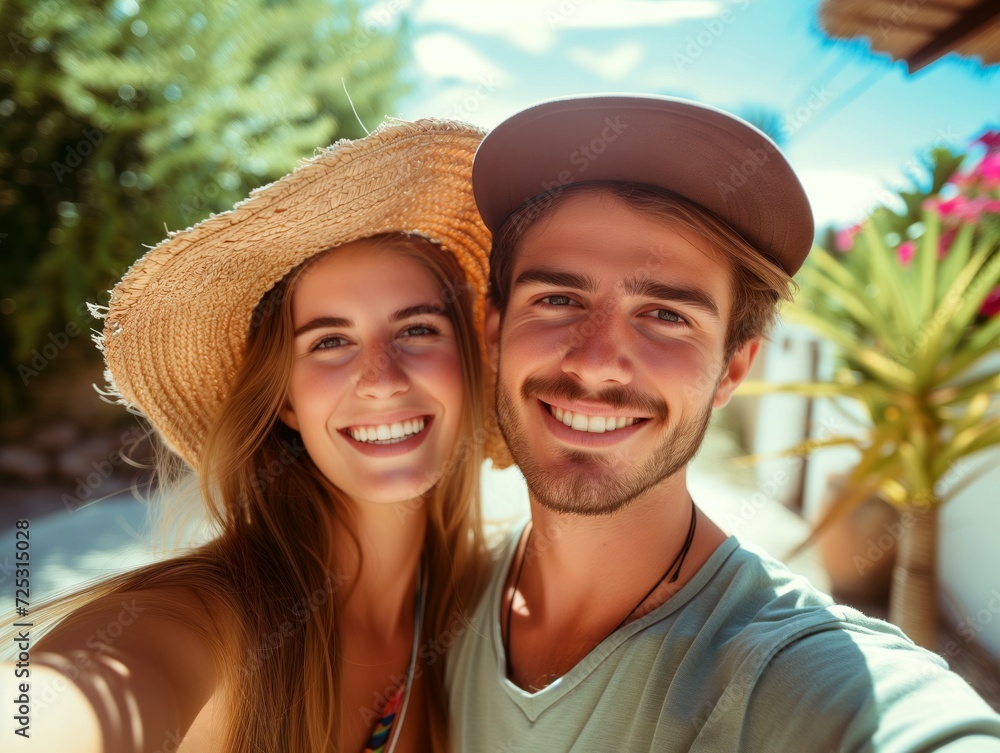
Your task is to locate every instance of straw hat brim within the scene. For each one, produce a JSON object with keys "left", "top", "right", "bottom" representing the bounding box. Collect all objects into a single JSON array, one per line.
[{"left": 98, "top": 118, "right": 513, "bottom": 470}]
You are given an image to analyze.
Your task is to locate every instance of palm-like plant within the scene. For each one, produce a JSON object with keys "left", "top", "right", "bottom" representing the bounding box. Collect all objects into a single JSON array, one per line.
[{"left": 739, "top": 134, "right": 1000, "bottom": 648}]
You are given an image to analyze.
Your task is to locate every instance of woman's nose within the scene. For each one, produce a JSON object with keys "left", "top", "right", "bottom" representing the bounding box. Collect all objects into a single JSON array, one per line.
[{"left": 355, "top": 342, "right": 410, "bottom": 399}]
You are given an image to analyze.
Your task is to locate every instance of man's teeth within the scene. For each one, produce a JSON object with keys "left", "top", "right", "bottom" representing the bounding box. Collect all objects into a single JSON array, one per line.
[
  {"left": 348, "top": 418, "right": 426, "bottom": 444},
  {"left": 550, "top": 406, "right": 638, "bottom": 433}
]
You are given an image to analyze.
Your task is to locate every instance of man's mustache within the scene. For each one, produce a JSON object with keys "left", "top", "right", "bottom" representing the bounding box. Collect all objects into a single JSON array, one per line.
[{"left": 521, "top": 376, "right": 668, "bottom": 422}]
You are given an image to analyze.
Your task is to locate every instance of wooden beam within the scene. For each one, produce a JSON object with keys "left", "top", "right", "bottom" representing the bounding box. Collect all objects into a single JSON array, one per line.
[{"left": 907, "top": 0, "right": 1000, "bottom": 73}]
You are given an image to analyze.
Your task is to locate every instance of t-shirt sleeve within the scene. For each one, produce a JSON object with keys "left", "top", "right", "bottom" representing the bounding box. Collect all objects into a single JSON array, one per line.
[{"left": 740, "top": 621, "right": 1000, "bottom": 753}]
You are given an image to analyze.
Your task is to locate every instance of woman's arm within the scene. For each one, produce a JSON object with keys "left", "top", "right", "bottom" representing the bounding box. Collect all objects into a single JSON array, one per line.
[{"left": 3, "top": 587, "right": 221, "bottom": 752}]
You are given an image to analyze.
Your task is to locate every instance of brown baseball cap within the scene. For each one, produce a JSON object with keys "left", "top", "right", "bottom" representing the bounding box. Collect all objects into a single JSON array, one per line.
[{"left": 473, "top": 94, "right": 814, "bottom": 275}]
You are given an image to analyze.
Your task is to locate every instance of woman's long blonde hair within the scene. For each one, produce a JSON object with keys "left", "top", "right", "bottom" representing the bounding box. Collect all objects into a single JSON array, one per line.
[{"left": 21, "top": 233, "right": 489, "bottom": 752}]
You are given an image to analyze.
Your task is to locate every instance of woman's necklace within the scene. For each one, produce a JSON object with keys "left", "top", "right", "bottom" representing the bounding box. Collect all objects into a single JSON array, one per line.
[
  {"left": 504, "top": 499, "right": 698, "bottom": 690},
  {"left": 381, "top": 561, "right": 425, "bottom": 753}
]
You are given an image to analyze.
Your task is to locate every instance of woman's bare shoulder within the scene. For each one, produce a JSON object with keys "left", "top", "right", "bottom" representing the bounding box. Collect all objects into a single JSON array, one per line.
[
  {"left": 40, "top": 552, "right": 241, "bottom": 651},
  {"left": 26, "top": 574, "right": 242, "bottom": 751}
]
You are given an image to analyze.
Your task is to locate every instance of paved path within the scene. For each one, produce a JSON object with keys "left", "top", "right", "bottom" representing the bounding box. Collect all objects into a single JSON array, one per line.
[{"left": 0, "top": 456, "right": 828, "bottom": 625}]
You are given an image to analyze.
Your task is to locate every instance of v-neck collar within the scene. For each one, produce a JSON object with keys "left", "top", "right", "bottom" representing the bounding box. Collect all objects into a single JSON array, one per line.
[{"left": 490, "top": 520, "right": 741, "bottom": 722}]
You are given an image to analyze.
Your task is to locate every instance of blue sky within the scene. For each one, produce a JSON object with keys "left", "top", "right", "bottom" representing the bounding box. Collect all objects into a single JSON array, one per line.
[{"left": 373, "top": 0, "right": 1000, "bottom": 232}]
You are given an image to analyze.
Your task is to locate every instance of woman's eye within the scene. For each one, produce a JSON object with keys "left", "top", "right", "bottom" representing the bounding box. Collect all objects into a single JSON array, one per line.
[{"left": 311, "top": 335, "right": 349, "bottom": 351}]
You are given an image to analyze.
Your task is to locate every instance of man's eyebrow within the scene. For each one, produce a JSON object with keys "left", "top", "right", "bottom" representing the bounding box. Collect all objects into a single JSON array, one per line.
[
  {"left": 293, "top": 304, "right": 447, "bottom": 337},
  {"left": 513, "top": 268, "right": 599, "bottom": 293},
  {"left": 623, "top": 275, "right": 721, "bottom": 320}
]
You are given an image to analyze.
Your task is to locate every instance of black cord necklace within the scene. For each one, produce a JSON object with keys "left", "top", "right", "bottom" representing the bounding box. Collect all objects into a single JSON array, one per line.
[{"left": 504, "top": 498, "right": 698, "bottom": 684}]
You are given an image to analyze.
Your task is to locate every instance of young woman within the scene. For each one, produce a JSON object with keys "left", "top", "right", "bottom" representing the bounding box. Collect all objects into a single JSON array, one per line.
[{"left": 6, "top": 120, "right": 509, "bottom": 752}]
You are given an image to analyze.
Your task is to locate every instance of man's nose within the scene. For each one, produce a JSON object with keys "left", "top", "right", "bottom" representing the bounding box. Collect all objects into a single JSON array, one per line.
[{"left": 559, "top": 309, "right": 633, "bottom": 387}]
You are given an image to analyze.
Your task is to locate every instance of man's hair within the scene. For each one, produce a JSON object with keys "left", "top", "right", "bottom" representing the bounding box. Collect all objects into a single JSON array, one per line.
[{"left": 488, "top": 181, "right": 797, "bottom": 362}]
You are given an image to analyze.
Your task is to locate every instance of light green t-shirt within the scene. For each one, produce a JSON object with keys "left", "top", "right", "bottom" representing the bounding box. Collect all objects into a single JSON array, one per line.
[{"left": 447, "top": 523, "right": 1000, "bottom": 752}]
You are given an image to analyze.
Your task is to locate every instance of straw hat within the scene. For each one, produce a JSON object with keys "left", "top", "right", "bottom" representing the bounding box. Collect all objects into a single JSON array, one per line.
[{"left": 96, "top": 118, "right": 513, "bottom": 470}]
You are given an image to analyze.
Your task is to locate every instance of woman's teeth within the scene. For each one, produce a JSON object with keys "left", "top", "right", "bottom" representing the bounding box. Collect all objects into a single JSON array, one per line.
[
  {"left": 550, "top": 405, "right": 638, "bottom": 433},
  {"left": 348, "top": 418, "right": 426, "bottom": 444}
]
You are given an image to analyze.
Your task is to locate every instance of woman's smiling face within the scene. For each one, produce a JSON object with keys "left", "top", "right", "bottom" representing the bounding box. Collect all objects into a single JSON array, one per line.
[{"left": 280, "top": 239, "right": 464, "bottom": 508}]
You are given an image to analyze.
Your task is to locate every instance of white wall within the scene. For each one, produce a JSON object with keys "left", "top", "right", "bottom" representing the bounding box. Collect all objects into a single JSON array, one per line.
[
  {"left": 939, "top": 448, "right": 1000, "bottom": 659},
  {"left": 751, "top": 321, "right": 813, "bottom": 508},
  {"left": 752, "top": 321, "right": 864, "bottom": 517},
  {"left": 754, "top": 326, "right": 1000, "bottom": 660}
]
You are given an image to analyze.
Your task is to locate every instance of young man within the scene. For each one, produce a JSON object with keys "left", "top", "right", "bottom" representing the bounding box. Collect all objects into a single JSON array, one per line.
[{"left": 448, "top": 95, "right": 1000, "bottom": 752}]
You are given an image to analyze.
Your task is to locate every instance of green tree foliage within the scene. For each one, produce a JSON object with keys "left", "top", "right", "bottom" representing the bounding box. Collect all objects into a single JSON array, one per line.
[{"left": 0, "top": 0, "right": 412, "bottom": 412}]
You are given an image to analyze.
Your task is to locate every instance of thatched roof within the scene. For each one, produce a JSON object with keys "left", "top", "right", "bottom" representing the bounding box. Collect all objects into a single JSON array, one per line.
[{"left": 819, "top": 0, "right": 1000, "bottom": 73}]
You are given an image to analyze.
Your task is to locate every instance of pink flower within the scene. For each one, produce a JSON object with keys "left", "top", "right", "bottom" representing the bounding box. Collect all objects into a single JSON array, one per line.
[
  {"left": 975, "top": 131, "right": 1000, "bottom": 154},
  {"left": 963, "top": 197, "right": 990, "bottom": 217},
  {"left": 981, "top": 286, "right": 1000, "bottom": 318},
  {"left": 950, "top": 171, "right": 977, "bottom": 190},
  {"left": 930, "top": 195, "right": 993, "bottom": 222},
  {"left": 835, "top": 223, "right": 861, "bottom": 252},
  {"left": 976, "top": 153, "right": 1000, "bottom": 188},
  {"left": 897, "top": 241, "right": 915, "bottom": 266},
  {"left": 935, "top": 196, "right": 968, "bottom": 218},
  {"left": 938, "top": 229, "right": 956, "bottom": 259}
]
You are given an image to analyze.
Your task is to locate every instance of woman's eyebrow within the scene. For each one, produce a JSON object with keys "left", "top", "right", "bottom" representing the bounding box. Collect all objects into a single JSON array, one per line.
[
  {"left": 294, "top": 303, "right": 447, "bottom": 337},
  {"left": 294, "top": 316, "right": 352, "bottom": 337},
  {"left": 391, "top": 303, "right": 447, "bottom": 322}
]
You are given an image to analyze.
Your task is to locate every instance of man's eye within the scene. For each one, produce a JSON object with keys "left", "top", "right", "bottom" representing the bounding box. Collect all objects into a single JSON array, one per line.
[
  {"left": 540, "top": 295, "right": 574, "bottom": 306},
  {"left": 651, "top": 309, "right": 687, "bottom": 324},
  {"left": 401, "top": 324, "right": 439, "bottom": 337}
]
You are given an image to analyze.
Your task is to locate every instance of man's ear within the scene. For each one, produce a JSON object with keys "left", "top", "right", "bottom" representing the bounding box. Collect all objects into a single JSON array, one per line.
[
  {"left": 485, "top": 300, "right": 501, "bottom": 373},
  {"left": 713, "top": 337, "right": 761, "bottom": 408},
  {"left": 278, "top": 401, "right": 300, "bottom": 432}
]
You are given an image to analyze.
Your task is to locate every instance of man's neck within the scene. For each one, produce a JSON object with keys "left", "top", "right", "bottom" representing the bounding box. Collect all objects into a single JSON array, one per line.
[{"left": 504, "top": 469, "right": 730, "bottom": 690}]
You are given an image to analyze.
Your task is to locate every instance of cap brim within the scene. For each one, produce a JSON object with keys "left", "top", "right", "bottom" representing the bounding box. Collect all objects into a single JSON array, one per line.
[{"left": 473, "top": 94, "right": 814, "bottom": 275}]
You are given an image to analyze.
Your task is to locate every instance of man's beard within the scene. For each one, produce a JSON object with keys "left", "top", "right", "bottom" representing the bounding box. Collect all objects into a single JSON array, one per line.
[{"left": 495, "top": 370, "right": 716, "bottom": 517}]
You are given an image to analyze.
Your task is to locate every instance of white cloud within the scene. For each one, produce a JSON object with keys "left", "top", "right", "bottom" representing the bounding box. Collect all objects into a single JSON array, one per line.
[
  {"left": 413, "top": 0, "right": 722, "bottom": 54},
  {"left": 361, "top": 0, "right": 416, "bottom": 28},
  {"left": 412, "top": 32, "right": 507, "bottom": 84},
  {"left": 413, "top": 0, "right": 556, "bottom": 54},
  {"left": 555, "top": 0, "right": 724, "bottom": 30},
  {"left": 797, "top": 169, "right": 906, "bottom": 229},
  {"left": 400, "top": 86, "right": 525, "bottom": 129},
  {"left": 567, "top": 41, "right": 646, "bottom": 80}
]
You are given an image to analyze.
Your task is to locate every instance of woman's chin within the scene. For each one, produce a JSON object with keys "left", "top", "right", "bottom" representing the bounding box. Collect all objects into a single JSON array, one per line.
[{"left": 338, "top": 475, "right": 436, "bottom": 510}]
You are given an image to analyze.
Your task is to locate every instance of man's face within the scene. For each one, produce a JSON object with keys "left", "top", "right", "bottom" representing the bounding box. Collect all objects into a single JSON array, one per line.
[{"left": 487, "top": 192, "right": 759, "bottom": 516}]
